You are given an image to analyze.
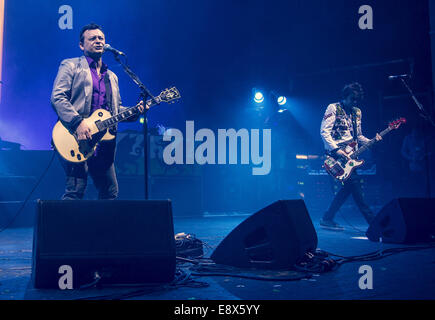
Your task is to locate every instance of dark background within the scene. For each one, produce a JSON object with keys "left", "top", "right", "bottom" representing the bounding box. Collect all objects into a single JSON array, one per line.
[{"left": 1, "top": 0, "right": 434, "bottom": 216}]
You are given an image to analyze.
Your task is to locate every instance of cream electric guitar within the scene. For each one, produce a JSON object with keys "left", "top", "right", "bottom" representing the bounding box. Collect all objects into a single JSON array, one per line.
[
  {"left": 53, "top": 87, "right": 180, "bottom": 163},
  {"left": 323, "top": 117, "right": 406, "bottom": 181}
]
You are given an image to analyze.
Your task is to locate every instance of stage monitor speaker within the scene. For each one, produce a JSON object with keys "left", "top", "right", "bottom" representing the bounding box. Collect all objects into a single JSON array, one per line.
[
  {"left": 210, "top": 200, "right": 318, "bottom": 269},
  {"left": 32, "top": 200, "right": 175, "bottom": 289},
  {"left": 366, "top": 198, "right": 435, "bottom": 244}
]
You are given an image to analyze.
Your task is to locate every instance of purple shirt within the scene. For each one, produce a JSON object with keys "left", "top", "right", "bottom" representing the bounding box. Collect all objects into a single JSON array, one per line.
[{"left": 85, "top": 56, "right": 110, "bottom": 113}]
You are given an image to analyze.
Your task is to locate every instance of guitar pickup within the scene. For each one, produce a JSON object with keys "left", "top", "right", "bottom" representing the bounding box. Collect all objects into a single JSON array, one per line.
[{"left": 94, "top": 120, "right": 103, "bottom": 131}]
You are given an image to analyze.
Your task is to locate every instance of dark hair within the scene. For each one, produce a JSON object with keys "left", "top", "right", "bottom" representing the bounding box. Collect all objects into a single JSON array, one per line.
[
  {"left": 79, "top": 23, "right": 104, "bottom": 44},
  {"left": 342, "top": 82, "right": 364, "bottom": 102}
]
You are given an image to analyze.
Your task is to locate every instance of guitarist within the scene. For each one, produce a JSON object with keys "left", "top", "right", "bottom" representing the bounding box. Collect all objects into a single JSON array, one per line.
[
  {"left": 51, "top": 23, "right": 146, "bottom": 200},
  {"left": 319, "top": 82, "right": 381, "bottom": 230}
]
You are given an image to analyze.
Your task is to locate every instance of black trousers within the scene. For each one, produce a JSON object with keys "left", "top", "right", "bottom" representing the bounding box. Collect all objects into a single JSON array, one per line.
[
  {"left": 57, "top": 139, "right": 118, "bottom": 200},
  {"left": 323, "top": 173, "right": 375, "bottom": 224}
]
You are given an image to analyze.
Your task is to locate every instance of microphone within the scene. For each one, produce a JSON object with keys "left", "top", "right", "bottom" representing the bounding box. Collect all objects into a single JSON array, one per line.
[
  {"left": 103, "top": 44, "right": 126, "bottom": 56},
  {"left": 388, "top": 74, "right": 410, "bottom": 80}
]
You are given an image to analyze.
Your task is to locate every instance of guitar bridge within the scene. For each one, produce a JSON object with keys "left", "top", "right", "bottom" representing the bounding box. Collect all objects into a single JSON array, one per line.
[{"left": 324, "top": 156, "right": 345, "bottom": 177}]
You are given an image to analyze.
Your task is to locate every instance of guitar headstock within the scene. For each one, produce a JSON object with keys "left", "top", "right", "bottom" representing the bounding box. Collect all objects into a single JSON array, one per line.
[
  {"left": 389, "top": 117, "right": 406, "bottom": 129},
  {"left": 159, "top": 87, "right": 181, "bottom": 104}
]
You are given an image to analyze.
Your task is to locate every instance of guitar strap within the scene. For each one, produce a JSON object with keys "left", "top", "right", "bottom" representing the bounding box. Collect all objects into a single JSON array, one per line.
[
  {"left": 351, "top": 108, "right": 359, "bottom": 143},
  {"left": 336, "top": 102, "right": 358, "bottom": 144},
  {"left": 104, "top": 73, "right": 116, "bottom": 136},
  {"left": 103, "top": 73, "right": 113, "bottom": 115}
]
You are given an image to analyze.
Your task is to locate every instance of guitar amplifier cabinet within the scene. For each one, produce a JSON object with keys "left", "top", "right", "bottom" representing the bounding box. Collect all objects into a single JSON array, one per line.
[{"left": 32, "top": 200, "right": 175, "bottom": 289}]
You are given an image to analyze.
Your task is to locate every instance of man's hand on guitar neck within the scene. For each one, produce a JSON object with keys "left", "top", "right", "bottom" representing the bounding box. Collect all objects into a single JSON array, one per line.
[
  {"left": 76, "top": 121, "right": 92, "bottom": 140},
  {"left": 137, "top": 100, "right": 149, "bottom": 113}
]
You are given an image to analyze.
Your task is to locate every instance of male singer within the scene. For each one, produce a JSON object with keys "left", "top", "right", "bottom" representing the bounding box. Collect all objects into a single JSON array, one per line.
[{"left": 51, "top": 23, "right": 146, "bottom": 200}]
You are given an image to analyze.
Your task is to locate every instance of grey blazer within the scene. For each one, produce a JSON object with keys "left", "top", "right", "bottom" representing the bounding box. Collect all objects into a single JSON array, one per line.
[{"left": 51, "top": 56, "right": 124, "bottom": 133}]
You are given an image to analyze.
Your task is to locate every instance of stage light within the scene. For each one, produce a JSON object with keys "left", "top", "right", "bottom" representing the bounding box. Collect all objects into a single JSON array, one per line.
[
  {"left": 277, "top": 96, "right": 287, "bottom": 106},
  {"left": 139, "top": 116, "right": 145, "bottom": 124},
  {"left": 270, "top": 91, "right": 288, "bottom": 113},
  {"left": 296, "top": 154, "right": 308, "bottom": 160},
  {"left": 254, "top": 91, "right": 264, "bottom": 103}
]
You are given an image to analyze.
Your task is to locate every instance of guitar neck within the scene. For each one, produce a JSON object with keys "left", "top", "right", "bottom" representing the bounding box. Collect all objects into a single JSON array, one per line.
[
  {"left": 98, "top": 97, "right": 161, "bottom": 130},
  {"left": 352, "top": 126, "right": 392, "bottom": 159}
]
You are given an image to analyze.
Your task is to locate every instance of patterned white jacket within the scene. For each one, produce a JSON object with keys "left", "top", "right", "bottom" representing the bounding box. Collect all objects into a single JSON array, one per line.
[{"left": 320, "top": 102, "right": 370, "bottom": 153}]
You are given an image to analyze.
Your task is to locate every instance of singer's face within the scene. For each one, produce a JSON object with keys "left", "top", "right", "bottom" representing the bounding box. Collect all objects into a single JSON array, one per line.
[{"left": 80, "top": 29, "right": 105, "bottom": 56}]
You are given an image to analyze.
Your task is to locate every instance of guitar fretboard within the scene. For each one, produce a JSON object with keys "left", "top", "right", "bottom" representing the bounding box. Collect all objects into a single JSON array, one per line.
[
  {"left": 351, "top": 126, "right": 392, "bottom": 159},
  {"left": 98, "top": 97, "right": 160, "bottom": 130}
]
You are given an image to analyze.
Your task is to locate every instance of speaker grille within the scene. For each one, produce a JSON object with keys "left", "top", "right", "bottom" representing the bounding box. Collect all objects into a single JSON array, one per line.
[{"left": 32, "top": 200, "right": 176, "bottom": 288}]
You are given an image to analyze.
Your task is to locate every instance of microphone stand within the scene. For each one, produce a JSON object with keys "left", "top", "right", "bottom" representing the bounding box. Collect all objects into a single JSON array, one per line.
[
  {"left": 399, "top": 78, "right": 434, "bottom": 197},
  {"left": 114, "top": 54, "right": 159, "bottom": 200}
]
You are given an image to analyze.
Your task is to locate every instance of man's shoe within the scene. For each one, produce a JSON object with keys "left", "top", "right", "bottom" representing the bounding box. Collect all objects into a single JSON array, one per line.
[{"left": 320, "top": 218, "right": 344, "bottom": 231}]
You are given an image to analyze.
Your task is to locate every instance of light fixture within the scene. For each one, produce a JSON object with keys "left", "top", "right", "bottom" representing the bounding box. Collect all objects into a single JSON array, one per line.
[
  {"left": 277, "top": 96, "right": 287, "bottom": 106},
  {"left": 254, "top": 91, "right": 264, "bottom": 103}
]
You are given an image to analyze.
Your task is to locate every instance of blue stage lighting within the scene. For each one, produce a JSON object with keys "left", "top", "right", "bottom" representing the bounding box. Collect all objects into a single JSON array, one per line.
[
  {"left": 254, "top": 91, "right": 264, "bottom": 103},
  {"left": 277, "top": 96, "right": 287, "bottom": 106}
]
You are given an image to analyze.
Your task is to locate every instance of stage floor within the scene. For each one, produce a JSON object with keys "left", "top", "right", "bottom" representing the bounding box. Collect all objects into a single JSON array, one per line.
[{"left": 0, "top": 214, "right": 434, "bottom": 300}]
